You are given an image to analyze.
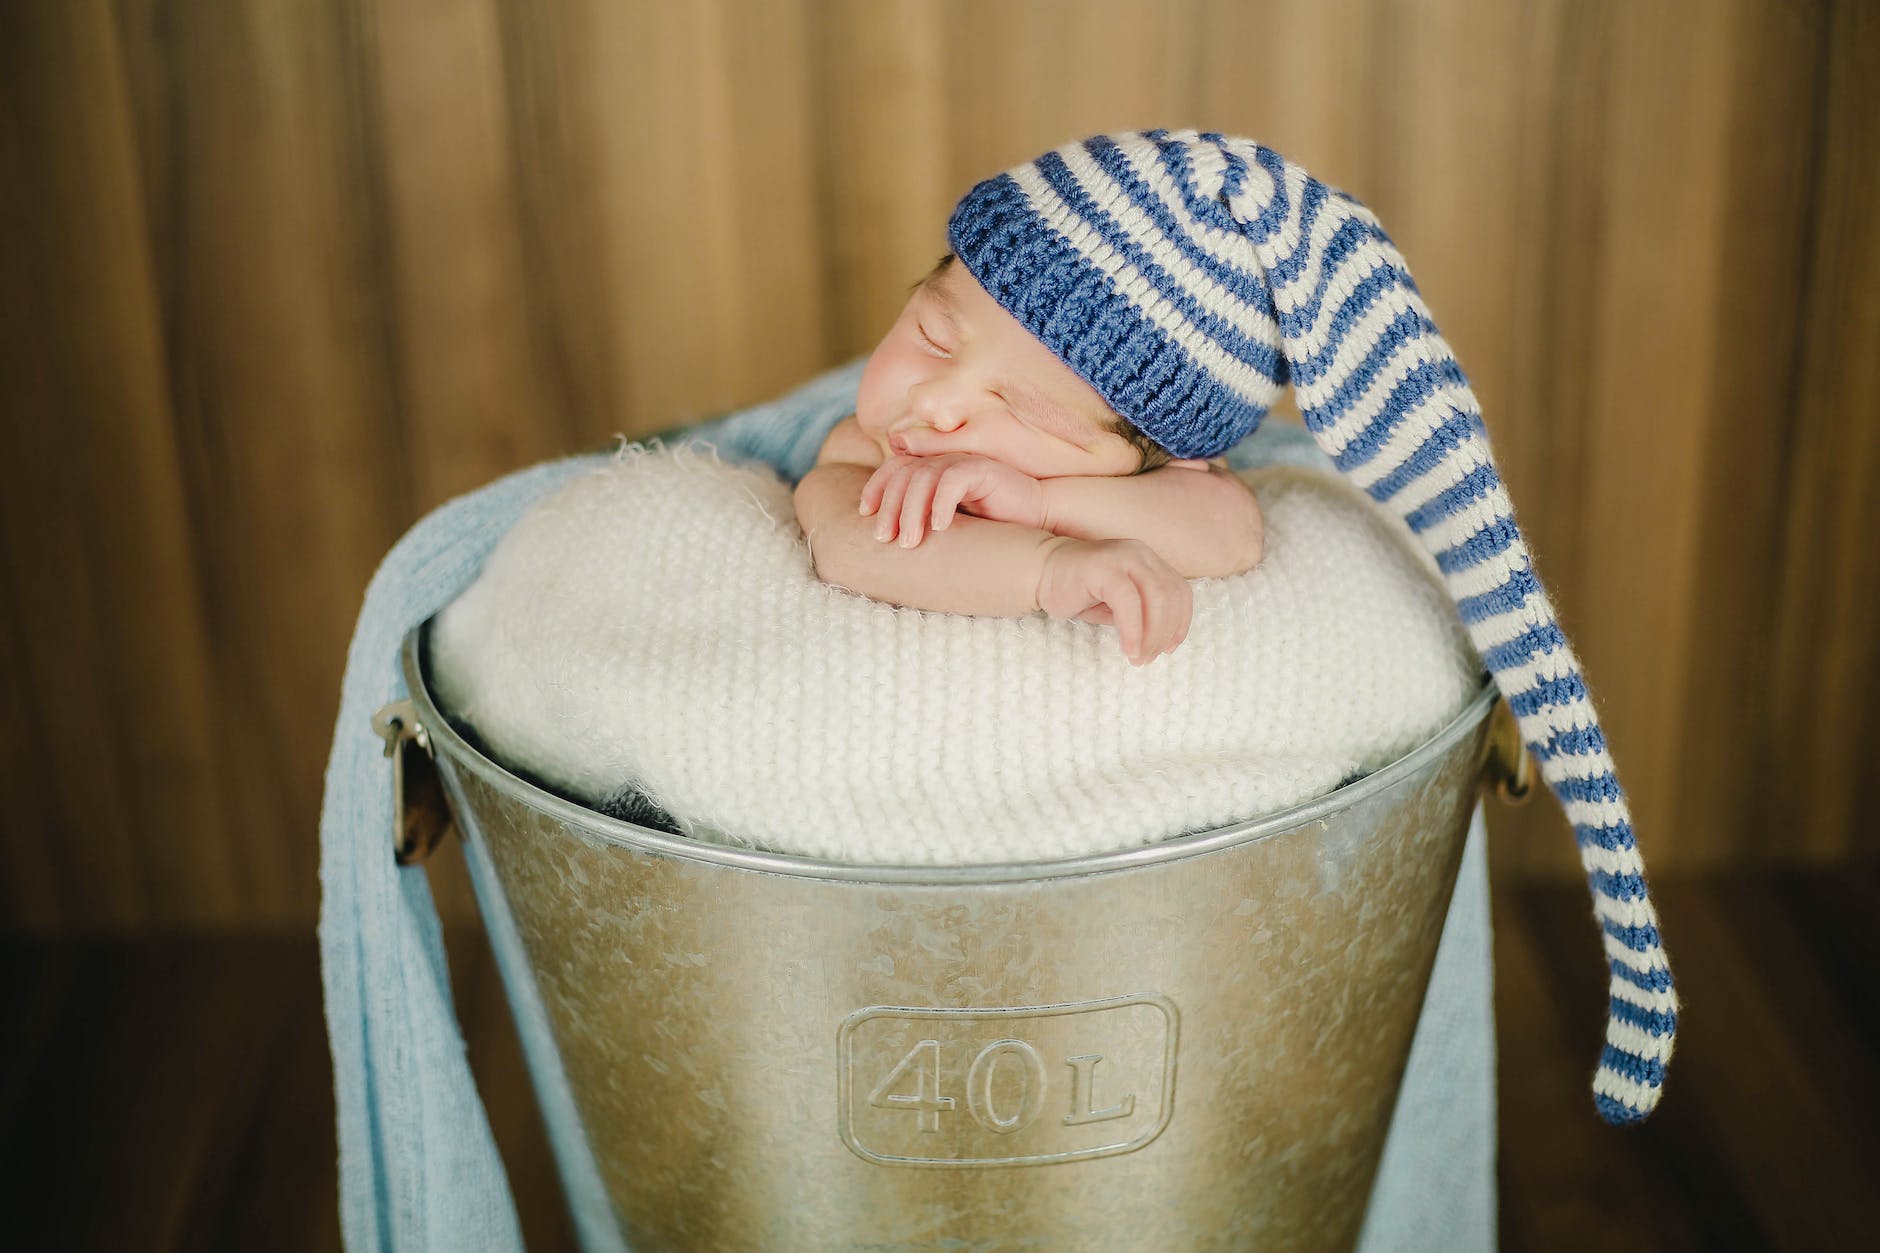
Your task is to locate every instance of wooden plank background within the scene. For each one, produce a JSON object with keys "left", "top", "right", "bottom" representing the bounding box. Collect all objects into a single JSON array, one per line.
[{"left": 0, "top": 0, "right": 1874, "bottom": 933}]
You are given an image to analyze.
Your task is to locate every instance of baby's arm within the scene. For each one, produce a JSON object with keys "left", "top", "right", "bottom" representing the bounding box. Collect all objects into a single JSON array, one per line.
[
  {"left": 794, "top": 420, "right": 1192, "bottom": 662},
  {"left": 861, "top": 443, "right": 1263, "bottom": 580},
  {"left": 796, "top": 461, "right": 1068, "bottom": 617},
  {"left": 1039, "top": 464, "right": 1265, "bottom": 579}
]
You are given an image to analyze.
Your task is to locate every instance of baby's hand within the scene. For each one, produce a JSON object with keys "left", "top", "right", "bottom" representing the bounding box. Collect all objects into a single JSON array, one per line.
[
  {"left": 860, "top": 453, "right": 1045, "bottom": 547},
  {"left": 1036, "top": 537, "right": 1192, "bottom": 666}
]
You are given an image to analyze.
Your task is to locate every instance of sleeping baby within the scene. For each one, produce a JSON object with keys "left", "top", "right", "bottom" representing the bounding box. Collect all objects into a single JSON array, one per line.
[
  {"left": 794, "top": 251, "right": 1266, "bottom": 666},
  {"left": 793, "top": 129, "right": 1676, "bottom": 1123}
]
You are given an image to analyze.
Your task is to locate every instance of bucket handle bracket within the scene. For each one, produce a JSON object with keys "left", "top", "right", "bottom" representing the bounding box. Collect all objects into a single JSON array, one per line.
[
  {"left": 371, "top": 698, "right": 456, "bottom": 864},
  {"left": 1484, "top": 697, "right": 1534, "bottom": 806}
]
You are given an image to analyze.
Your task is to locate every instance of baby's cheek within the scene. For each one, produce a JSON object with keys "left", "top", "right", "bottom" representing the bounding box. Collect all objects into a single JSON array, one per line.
[
  {"left": 853, "top": 397, "right": 891, "bottom": 448},
  {"left": 856, "top": 349, "right": 917, "bottom": 434}
]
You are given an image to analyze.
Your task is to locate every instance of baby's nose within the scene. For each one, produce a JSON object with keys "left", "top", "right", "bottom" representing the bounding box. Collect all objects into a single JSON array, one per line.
[
  {"left": 905, "top": 385, "right": 970, "bottom": 432},
  {"left": 902, "top": 408, "right": 965, "bottom": 436}
]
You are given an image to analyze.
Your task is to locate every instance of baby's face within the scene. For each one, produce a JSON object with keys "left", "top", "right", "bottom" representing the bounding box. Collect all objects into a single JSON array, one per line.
[{"left": 854, "top": 258, "right": 1144, "bottom": 479}]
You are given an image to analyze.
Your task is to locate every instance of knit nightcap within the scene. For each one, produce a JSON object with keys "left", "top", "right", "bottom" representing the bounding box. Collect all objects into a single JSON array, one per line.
[{"left": 946, "top": 128, "right": 1677, "bottom": 1125}]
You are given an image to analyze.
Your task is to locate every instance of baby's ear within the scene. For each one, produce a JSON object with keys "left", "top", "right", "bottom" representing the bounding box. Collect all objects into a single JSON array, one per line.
[{"left": 1167, "top": 458, "right": 1213, "bottom": 471}]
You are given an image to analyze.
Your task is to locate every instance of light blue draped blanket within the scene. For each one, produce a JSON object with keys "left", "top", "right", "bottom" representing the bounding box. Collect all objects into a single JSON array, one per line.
[{"left": 317, "top": 358, "right": 1495, "bottom": 1250}]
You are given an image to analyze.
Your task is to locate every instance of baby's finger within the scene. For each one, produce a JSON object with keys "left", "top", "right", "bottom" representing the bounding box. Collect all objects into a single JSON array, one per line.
[
  {"left": 859, "top": 464, "right": 888, "bottom": 516},
  {"left": 874, "top": 467, "right": 911, "bottom": 541},
  {"left": 1134, "top": 578, "right": 1165, "bottom": 660},
  {"left": 1133, "top": 571, "right": 1174, "bottom": 665},
  {"left": 1142, "top": 575, "right": 1191, "bottom": 659},
  {"left": 1136, "top": 570, "right": 1169, "bottom": 656},
  {"left": 930, "top": 465, "right": 975, "bottom": 532},
  {"left": 1102, "top": 573, "right": 1146, "bottom": 664},
  {"left": 898, "top": 462, "right": 942, "bottom": 547}
]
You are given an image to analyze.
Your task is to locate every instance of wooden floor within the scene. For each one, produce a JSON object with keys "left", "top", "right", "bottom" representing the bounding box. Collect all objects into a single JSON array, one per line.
[{"left": 2, "top": 870, "right": 1875, "bottom": 1252}]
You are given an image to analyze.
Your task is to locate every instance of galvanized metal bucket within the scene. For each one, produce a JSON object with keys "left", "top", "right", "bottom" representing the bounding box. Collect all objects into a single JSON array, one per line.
[{"left": 383, "top": 624, "right": 1522, "bottom": 1252}]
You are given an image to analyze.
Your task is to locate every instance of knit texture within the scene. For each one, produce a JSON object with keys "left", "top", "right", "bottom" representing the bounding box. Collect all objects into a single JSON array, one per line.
[
  {"left": 946, "top": 128, "right": 1676, "bottom": 1123},
  {"left": 428, "top": 445, "right": 1482, "bottom": 865}
]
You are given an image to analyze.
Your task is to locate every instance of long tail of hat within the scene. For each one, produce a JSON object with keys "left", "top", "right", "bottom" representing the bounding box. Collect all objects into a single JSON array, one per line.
[{"left": 1213, "top": 135, "right": 1678, "bottom": 1123}]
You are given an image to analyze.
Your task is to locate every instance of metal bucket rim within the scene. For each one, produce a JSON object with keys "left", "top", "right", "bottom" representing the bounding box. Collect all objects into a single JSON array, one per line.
[{"left": 402, "top": 623, "right": 1496, "bottom": 885}]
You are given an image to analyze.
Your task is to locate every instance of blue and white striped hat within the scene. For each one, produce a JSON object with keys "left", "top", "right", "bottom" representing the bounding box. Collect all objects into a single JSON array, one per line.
[{"left": 949, "top": 129, "right": 1679, "bottom": 1125}]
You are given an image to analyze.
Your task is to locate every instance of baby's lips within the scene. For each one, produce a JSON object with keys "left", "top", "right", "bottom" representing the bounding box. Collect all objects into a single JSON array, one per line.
[
  {"left": 889, "top": 424, "right": 952, "bottom": 457},
  {"left": 888, "top": 430, "right": 923, "bottom": 456}
]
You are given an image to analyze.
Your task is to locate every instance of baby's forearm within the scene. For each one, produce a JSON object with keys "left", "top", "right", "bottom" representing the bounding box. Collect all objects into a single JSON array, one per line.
[
  {"left": 1041, "top": 466, "right": 1264, "bottom": 578},
  {"left": 795, "top": 463, "right": 1069, "bottom": 617}
]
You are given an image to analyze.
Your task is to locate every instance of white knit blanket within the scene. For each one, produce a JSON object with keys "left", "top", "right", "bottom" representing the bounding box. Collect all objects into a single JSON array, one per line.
[{"left": 429, "top": 443, "right": 1482, "bottom": 864}]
